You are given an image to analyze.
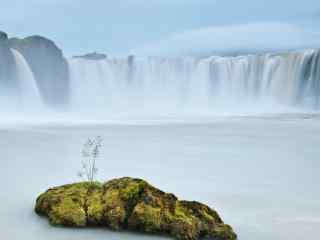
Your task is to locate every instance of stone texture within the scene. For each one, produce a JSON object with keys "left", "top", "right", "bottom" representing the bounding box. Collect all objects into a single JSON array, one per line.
[{"left": 35, "top": 177, "right": 237, "bottom": 240}]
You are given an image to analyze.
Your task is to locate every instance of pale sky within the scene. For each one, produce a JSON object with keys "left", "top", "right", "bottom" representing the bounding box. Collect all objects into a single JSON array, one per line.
[{"left": 1, "top": 0, "right": 320, "bottom": 56}]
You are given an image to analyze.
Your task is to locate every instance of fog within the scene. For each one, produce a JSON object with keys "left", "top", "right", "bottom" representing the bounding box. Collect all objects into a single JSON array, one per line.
[
  {"left": 1, "top": 115, "right": 320, "bottom": 240},
  {"left": 1, "top": 3, "right": 320, "bottom": 238},
  {"left": 3, "top": 46, "right": 320, "bottom": 122},
  {"left": 0, "top": 49, "right": 318, "bottom": 239}
]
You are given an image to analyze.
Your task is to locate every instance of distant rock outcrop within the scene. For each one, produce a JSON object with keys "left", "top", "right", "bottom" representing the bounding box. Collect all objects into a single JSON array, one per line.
[
  {"left": 0, "top": 31, "right": 8, "bottom": 41},
  {"left": 0, "top": 31, "right": 18, "bottom": 91},
  {"left": 73, "top": 52, "right": 107, "bottom": 60},
  {"left": 8, "top": 35, "right": 69, "bottom": 107},
  {"left": 35, "top": 177, "right": 237, "bottom": 240}
]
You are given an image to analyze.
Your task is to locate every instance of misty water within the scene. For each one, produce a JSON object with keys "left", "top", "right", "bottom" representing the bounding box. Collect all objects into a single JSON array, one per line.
[
  {"left": 1, "top": 47, "right": 320, "bottom": 240},
  {"left": 1, "top": 114, "right": 320, "bottom": 240}
]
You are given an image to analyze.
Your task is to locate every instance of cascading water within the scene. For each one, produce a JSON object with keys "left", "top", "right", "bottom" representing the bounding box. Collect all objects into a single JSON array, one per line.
[
  {"left": 67, "top": 49, "right": 320, "bottom": 114},
  {"left": 9, "top": 48, "right": 43, "bottom": 109},
  {"left": 68, "top": 58, "right": 112, "bottom": 109}
]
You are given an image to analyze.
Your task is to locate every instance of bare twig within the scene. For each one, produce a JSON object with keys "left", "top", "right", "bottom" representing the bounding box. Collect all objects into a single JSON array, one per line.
[{"left": 77, "top": 136, "right": 102, "bottom": 183}]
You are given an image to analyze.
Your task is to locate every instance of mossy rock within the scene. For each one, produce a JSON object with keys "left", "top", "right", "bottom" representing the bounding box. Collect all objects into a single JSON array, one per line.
[{"left": 35, "top": 177, "right": 237, "bottom": 240}]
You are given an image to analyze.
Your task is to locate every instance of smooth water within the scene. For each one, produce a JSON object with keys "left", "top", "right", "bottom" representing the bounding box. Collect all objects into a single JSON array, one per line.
[
  {"left": 1, "top": 114, "right": 319, "bottom": 240},
  {"left": 1, "top": 47, "right": 320, "bottom": 240}
]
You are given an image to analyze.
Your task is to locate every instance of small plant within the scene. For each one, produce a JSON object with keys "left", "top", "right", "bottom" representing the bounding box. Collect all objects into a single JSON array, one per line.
[{"left": 77, "top": 136, "right": 103, "bottom": 183}]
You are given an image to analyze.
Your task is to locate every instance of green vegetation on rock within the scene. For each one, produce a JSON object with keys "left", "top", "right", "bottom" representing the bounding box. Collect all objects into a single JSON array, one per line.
[{"left": 35, "top": 177, "right": 237, "bottom": 240}]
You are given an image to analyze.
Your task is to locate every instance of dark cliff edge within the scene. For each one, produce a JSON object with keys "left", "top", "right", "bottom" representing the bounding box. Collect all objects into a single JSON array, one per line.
[
  {"left": 8, "top": 35, "right": 70, "bottom": 107},
  {"left": 0, "top": 31, "right": 18, "bottom": 92}
]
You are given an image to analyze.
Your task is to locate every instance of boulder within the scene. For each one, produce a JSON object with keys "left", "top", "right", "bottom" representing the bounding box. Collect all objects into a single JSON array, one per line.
[
  {"left": 35, "top": 177, "right": 236, "bottom": 240},
  {"left": 8, "top": 35, "right": 69, "bottom": 107}
]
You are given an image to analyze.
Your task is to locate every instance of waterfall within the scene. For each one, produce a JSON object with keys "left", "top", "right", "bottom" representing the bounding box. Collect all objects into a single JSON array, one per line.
[
  {"left": 67, "top": 49, "right": 320, "bottom": 113},
  {"left": 10, "top": 48, "right": 43, "bottom": 108},
  {"left": 68, "top": 57, "right": 117, "bottom": 110}
]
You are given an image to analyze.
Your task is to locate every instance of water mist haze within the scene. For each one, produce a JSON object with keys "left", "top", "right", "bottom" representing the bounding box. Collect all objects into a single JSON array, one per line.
[
  {"left": 2, "top": 17, "right": 320, "bottom": 123},
  {"left": 2, "top": 43, "right": 320, "bottom": 123},
  {"left": 1, "top": 2, "right": 320, "bottom": 240}
]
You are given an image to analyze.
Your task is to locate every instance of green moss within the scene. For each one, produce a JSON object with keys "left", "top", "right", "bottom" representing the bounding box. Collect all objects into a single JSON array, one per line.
[
  {"left": 36, "top": 182, "right": 97, "bottom": 226},
  {"left": 105, "top": 205, "right": 126, "bottom": 230},
  {"left": 35, "top": 177, "right": 237, "bottom": 240},
  {"left": 102, "top": 188, "right": 121, "bottom": 206},
  {"left": 120, "top": 181, "right": 144, "bottom": 201},
  {"left": 174, "top": 202, "right": 194, "bottom": 225},
  {"left": 129, "top": 203, "right": 162, "bottom": 232},
  {"left": 86, "top": 186, "right": 104, "bottom": 224},
  {"left": 49, "top": 198, "right": 86, "bottom": 227},
  {"left": 104, "top": 177, "right": 146, "bottom": 201},
  {"left": 212, "top": 224, "right": 237, "bottom": 240}
]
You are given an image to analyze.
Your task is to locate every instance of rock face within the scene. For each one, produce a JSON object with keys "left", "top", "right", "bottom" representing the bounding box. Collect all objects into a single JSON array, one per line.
[
  {"left": 0, "top": 31, "right": 8, "bottom": 41},
  {"left": 0, "top": 31, "right": 18, "bottom": 91},
  {"left": 35, "top": 177, "right": 236, "bottom": 240},
  {"left": 73, "top": 52, "right": 107, "bottom": 60},
  {"left": 8, "top": 36, "right": 69, "bottom": 107}
]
